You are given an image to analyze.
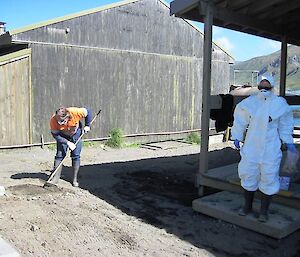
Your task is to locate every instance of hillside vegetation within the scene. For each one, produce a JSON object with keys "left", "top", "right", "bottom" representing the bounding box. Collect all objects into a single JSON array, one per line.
[{"left": 232, "top": 45, "right": 300, "bottom": 90}]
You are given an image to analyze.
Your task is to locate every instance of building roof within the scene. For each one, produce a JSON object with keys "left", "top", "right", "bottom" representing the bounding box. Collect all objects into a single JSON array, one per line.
[
  {"left": 170, "top": 0, "right": 300, "bottom": 46},
  {"left": 10, "top": 0, "right": 139, "bottom": 35},
  {"left": 7, "top": 0, "right": 233, "bottom": 59}
]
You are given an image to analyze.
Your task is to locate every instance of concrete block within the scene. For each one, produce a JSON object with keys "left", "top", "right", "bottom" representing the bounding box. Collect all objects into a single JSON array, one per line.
[
  {"left": 0, "top": 237, "right": 21, "bottom": 257},
  {"left": 0, "top": 186, "right": 5, "bottom": 196}
]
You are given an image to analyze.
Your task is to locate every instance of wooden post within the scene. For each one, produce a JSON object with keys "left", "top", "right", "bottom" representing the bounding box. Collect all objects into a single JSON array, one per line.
[
  {"left": 279, "top": 36, "right": 287, "bottom": 96},
  {"left": 197, "top": 1, "right": 213, "bottom": 196},
  {"left": 41, "top": 134, "right": 45, "bottom": 149}
]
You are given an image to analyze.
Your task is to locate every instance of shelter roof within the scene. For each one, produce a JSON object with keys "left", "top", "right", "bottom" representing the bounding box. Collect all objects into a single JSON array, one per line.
[{"left": 170, "top": 0, "right": 300, "bottom": 46}]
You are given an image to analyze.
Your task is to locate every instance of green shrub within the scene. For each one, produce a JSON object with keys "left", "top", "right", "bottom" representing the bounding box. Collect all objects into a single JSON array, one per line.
[
  {"left": 47, "top": 143, "right": 56, "bottom": 151},
  {"left": 185, "top": 132, "right": 201, "bottom": 144},
  {"left": 105, "top": 128, "right": 124, "bottom": 148}
]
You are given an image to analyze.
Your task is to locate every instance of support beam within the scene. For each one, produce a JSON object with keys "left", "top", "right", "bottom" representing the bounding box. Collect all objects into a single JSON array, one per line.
[
  {"left": 227, "top": 0, "right": 250, "bottom": 11},
  {"left": 170, "top": 0, "right": 199, "bottom": 15},
  {"left": 257, "top": 0, "right": 300, "bottom": 20},
  {"left": 198, "top": 1, "right": 213, "bottom": 191},
  {"left": 170, "top": 0, "right": 300, "bottom": 46},
  {"left": 197, "top": 2, "right": 283, "bottom": 36},
  {"left": 239, "top": 0, "right": 283, "bottom": 15},
  {"left": 171, "top": 0, "right": 283, "bottom": 37},
  {"left": 279, "top": 36, "right": 287, "bottom": 96}
]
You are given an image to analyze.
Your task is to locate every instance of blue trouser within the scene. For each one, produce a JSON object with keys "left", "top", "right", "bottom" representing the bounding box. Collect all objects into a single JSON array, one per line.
[{"left": 55, "top": 128, "right": 82, "bottom": 163}]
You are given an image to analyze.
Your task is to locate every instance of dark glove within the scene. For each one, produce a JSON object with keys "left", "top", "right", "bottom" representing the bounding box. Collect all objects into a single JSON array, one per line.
[
  {"left": 286, "top": 143, "right": 297, "bottom": 153},
  {"left": 234, "top": 139, "right": 240, "bottom": 149}
]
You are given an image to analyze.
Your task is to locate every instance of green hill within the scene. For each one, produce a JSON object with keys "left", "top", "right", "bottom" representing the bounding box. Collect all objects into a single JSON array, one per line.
[{"left": 232, "top": 45, "right": 300, "bottom": 90}]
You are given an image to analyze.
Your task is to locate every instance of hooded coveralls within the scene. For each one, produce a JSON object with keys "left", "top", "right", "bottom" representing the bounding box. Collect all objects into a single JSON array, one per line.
[{"left": 231, "top": 91, "right": 294, "bottom": 195}]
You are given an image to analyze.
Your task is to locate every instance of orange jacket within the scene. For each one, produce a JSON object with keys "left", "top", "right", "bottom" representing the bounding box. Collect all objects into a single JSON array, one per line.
[{"left": 50, "top": 107, "right": 88, "bottom": 137}]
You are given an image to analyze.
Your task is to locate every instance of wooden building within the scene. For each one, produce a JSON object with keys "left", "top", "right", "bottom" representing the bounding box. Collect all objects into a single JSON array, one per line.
[{"left": 0, "top": 0, "right": 233, "bottom": 146}]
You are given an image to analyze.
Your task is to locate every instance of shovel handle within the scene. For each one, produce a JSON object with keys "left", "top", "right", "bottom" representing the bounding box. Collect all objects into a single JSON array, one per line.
[{"left": 74, "top": 109, "right": 101, "bottom": 146}]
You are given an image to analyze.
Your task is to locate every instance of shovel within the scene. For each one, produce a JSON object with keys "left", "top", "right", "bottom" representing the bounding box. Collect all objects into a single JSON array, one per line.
[{"left": 43, "top": 109, "right": 101, "bottom": 187}]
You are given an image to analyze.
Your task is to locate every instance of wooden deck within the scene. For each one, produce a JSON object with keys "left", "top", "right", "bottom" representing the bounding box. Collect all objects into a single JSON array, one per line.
[
  {"left": 193, "top": 191, "right": 300, "bottom": 239},
  {"left": 200, "top": 162, "right": 300, "bottom": 208}
]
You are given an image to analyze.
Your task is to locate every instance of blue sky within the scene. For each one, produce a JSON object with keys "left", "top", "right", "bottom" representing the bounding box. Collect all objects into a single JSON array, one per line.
[{"left": 2, "top": 0, "right": 281, "bottom": 61}]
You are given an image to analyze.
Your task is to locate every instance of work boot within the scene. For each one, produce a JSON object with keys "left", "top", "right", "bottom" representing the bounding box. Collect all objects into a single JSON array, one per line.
[
  {"left": 238, "top": 190, "right": 255, "bottom": 216},
  {"left": 49, "top": 160, "right": 63, "bottom": 184},
  {"left": 72, "top": 160, "right": 80, "bottom": 187},
  {"left": 258, "top": 193, "right": 272, "bottom": 222}
]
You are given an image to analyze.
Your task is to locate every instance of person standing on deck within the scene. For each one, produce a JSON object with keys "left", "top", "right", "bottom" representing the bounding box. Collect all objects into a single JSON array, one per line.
[{"left": 231, "top": 77, "right": 297, "bottom": 222}]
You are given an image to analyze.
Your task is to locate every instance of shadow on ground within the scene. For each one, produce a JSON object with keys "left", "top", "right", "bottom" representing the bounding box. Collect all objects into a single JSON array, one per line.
[
  {"left": 11, "top": 147, "right": 300, "bottom": 257},
  {"left": 11, "top": 172, "right": 48, "bottom": 181},
  {"left": 62, "top": 147, "right": 300, "bottom": 257}
]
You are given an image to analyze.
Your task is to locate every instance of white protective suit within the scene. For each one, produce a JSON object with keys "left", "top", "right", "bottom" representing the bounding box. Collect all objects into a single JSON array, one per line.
[{"left": 231, "top": 90, "right": 294, "bottom": 195}]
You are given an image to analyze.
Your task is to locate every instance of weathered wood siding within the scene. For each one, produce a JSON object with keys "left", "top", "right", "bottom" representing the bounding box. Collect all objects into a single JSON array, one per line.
[
  {"left": 12, "top": 0, "right": 232, "bottom": 142},
  {"left": 0, "top": 54, "right": 31, "bottom": 145}
]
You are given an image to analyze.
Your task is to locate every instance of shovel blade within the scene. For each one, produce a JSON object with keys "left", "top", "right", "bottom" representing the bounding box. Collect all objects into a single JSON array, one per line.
[{"left": 43, "top": 181, "right": 58, "bottom": 188}]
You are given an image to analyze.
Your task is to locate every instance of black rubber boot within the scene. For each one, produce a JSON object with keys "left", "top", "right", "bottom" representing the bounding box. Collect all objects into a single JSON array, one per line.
[
  {"left": 238, "top": 190, "right": 255, "bottom": 216},
  {"left": 258, "top": 193, "right": 272, "bottom": 222},
  {"left": 72, "top": 159, "right": 80, "bottom": 187},
  {"left": 50, "top": 159, "right": 63, "bottom": 184}
]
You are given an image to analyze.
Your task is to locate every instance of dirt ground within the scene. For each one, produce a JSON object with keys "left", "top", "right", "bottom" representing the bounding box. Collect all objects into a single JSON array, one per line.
[{"left": 1, "top": 139, "right": 300, "bottom": 257}]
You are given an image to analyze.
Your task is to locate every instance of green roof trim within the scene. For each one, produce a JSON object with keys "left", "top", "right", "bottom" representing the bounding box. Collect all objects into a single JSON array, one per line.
[
  {"left": 0, "top": 48, "right": 31, "bottom": 63},
  {"left": 10, "top": 0, "right": 139, "bottom": 35}
]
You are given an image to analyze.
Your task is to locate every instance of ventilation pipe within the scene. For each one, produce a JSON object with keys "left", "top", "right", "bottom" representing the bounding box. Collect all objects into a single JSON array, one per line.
[{"left": 0, "top": 22, "right": 6, "bottom": 35}]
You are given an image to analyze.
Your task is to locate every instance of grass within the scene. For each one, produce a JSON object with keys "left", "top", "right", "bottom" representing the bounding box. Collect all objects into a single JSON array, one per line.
[
  {"left": 124, "top": 143, "right": 140, "bottom": 148},
  {"left": 47, "top": 144, "right": 56, "bottom": 151},
  {"left": 185, "top": 132, "right": 201, "bottom": 144},
  {"left": 105, "top": 128, "right": 124, "bottom": 148},
  {"left": 83, "top": 141, "right": 97, "bottom": 147}
]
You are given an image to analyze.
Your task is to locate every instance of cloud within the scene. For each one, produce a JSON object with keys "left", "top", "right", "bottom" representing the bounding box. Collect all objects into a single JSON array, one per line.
[
  {"left": 212, "top": 26, "right": 224, "bottom": 36},
  {"left": 215, "top": 37, "right": 235, "bottom": 52},
  {"left": 257, "top": 39, "right": 281, "bottom": 56},
  {"left": 267, "top": 40, "right": 281, "bottom": 50}
]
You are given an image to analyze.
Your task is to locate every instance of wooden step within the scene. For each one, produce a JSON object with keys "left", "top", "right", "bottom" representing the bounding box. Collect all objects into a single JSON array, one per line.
[{"left": 192, "top": 191, "right": 300, "bottom": 239}]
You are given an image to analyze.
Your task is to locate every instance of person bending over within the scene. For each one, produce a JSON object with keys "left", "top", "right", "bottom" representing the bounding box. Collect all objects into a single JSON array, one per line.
[{"left": 49, "top": 106, "right": 91, "bottom": 187}]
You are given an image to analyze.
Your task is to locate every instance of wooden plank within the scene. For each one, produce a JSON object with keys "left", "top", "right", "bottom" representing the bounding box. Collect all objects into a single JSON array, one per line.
[
  {"left": 193, "top": 191, "right": 300, "bottom": 239},
  {"left": 200, "top": 173, "right": 300, "bottom": 208},
  {"left": 257, "top": 0, "right": 300, "bottom": 19},
  {"left": 198, "top": 0, "right": 213, "bottom": 180},
  {"left": 239, "top": 0, "right": 283, "bottom": 14},
  {"left": 279, "top": 37, "right": 287, "bottom": 96},
  {"left": 0, "top": 55, "right": 30, "bottom": 145},
  {"left": 170, "top": 0, "right": 199, "bottom": 15},
  {"left": 205, "top": 162, "right": 299, "bottom": 197},
  {"left": 197, "top": 1, "right": 283, "bottom": 36}
]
